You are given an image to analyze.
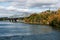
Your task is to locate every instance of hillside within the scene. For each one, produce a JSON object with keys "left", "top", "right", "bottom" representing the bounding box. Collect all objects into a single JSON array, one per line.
[{"left": 24, "top": 9, "right": 60, "bottom": 28}]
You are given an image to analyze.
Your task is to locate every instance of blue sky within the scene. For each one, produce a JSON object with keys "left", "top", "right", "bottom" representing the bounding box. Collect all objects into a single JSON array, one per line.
[{"left": 0, "top": 0, "right": 59, "bottom": 17}]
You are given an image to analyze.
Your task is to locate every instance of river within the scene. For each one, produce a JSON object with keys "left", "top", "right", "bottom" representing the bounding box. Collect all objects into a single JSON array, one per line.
[{"left": 0, "top": 21, "right": 60, "bottom": 40}]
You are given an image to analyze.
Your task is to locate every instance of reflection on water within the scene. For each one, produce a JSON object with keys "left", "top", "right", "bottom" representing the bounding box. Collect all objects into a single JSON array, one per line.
[
  {"left": 0, "top": 21, "right": 60, "bottom": 40},
  {"left": 0, "top": 21, "right": 54, "bottom": 36},
  {"left": 29, "top": 25, "right": 53, "bottom": 34}
]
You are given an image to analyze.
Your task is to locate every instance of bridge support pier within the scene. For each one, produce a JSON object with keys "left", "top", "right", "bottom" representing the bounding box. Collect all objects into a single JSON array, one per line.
[{"left": 9, "top": 19, "right": 17, "bottom": 22}]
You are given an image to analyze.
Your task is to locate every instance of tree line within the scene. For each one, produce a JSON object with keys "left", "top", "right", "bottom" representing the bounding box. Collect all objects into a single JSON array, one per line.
[{"left": 24, "top": 9, "right": 60, "bottom": 28}]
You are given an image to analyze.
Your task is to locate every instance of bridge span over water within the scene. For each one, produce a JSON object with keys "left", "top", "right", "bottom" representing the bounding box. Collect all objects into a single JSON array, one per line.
[{"left": 7, "top": 17, "right": 24, "bottom": 22}]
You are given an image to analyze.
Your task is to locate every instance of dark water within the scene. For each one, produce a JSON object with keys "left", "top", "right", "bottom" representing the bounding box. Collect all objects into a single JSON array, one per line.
[{"left": 0, "top": 21, "right": 60, "bottom": 40}]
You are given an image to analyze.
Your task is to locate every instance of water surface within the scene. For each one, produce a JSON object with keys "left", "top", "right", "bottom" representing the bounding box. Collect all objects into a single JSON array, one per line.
[{"left": 0, "top": 21, "right": 60, "bottom": 40}]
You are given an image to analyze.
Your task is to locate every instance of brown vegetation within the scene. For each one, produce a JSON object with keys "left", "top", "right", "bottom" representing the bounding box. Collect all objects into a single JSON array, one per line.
[{"left": 24, "top": 9, "right": 60, "bottom": 28}]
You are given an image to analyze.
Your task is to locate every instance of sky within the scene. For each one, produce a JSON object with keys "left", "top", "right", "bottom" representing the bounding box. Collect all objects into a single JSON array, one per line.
[{"left": 0, "top": 0, "right": 59, "bottom": 17}]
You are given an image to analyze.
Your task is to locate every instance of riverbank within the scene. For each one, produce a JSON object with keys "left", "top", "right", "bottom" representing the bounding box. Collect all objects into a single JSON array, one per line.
[{"left": 24, "top": 9, "right": 60, "bottom": 28}]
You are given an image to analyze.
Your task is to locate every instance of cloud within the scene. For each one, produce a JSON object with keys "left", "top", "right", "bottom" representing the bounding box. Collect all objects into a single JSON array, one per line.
[
  {"left": 5, "top": 6, "right": 29, "bottom": 12},
  {"left": 9, "top": 2, "right": 27, "bottom": 8},
  {"left": 16, "top": 8, "right": 30, "bottom": 12},
  {"left": 0, "top": 0, "right": 26, "bottom": 2},
  {"left": 6, "top": 6, "right": 16, "bottom": 11},
  {"left": 0, "top": 5, "right": 32, "bottom": 13},
  {"left": 0, "top": 0, "right": 59, "bottom": 17},
  {"left": 27, "top": 0, "right": 58, "bottom": 4},
  {"left": 41, "top": 5, "right": 56, "bottom": 8},
  {"left": 0, "top": 14, "right": 13, "bottom": 17},
  {"left": 0, "top": 6, "right": 5, "bottom": 9},
  {"left": 0, "top": 0, "right": 6, "bottom": 2},
  {"left": 56, "top": 2, "right": 60, "bottom": 7},
  {"left": 0, "top": 0, "right": 58, "bottom": 3},
  {"left": 7, "top": 0, "right": 58, "bottom": 8},
  {"left": 0, "top": 0, "right": 59, "bottom": 12},
  {"left": 26, "top": 0, "right": 58, "bottom": 8}
]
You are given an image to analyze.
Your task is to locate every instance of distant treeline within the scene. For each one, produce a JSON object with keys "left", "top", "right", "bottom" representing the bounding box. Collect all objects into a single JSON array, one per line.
[
  {"left": 0, "top": 17, "right": 8, "bottom": 21},
  {"left": 24, "top": 9, "right": 60, "bottom": 28}
]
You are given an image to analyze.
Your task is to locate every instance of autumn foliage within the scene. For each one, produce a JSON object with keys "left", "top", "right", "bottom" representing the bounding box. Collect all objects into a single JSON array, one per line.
[{"left": 24, "top": 9, "right": 60, "bottom": 27}]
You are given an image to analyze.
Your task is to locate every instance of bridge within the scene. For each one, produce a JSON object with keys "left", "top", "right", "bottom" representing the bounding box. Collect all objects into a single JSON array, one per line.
[
  {"left": 7, "top": 17, "right": 24, "bottom": 22},
  {"left": 0, "top": 17, "right": 29, "bottom": 22}
]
